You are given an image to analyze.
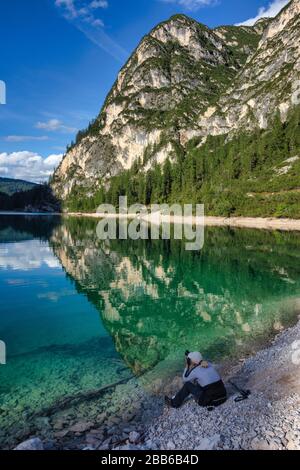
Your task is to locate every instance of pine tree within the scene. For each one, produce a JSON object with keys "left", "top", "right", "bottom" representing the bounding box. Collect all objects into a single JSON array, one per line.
[{"left": 162, "top": 159, "right": 172, "bottom": 200}]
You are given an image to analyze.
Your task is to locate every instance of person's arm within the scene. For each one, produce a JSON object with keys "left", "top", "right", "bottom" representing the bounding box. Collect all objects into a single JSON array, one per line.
[
  {"left": 182, "top": 357, "right": 190, "bottom": 382},
  {"left": 182, "top": 367, "right": 189, "bottom": 382},
  {"left": 182, "top": 367, "right": 197, "bottom": 383}
]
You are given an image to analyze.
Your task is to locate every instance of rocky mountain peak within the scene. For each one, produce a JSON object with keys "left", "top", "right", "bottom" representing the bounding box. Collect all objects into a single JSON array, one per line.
[
  {"left": 252, "top": 17, "right": 271, "bottom": 34},
  {"left": 261, "top": 0, "right": 300, "bottom": 42},
  {"left": 51, "top": 1, "right": 300, "bottom": 203}
]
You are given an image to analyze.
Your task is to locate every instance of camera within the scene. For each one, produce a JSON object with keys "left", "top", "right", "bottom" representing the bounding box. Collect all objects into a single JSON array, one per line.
[{"left": 185, "top": 350, "right": 191, "bottom": 367}]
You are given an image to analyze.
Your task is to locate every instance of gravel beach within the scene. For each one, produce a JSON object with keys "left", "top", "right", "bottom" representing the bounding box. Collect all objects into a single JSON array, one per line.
[
  {"left": 13, "top": 318, "right": 300, "bottom": 451},
  {"left": 114, "top": 318, "right": 300, "bottom": 451}
]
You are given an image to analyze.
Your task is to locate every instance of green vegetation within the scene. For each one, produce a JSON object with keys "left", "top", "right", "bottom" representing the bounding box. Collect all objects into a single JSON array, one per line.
[
  {"left": 0, "top": 184, "right": 61, "bottom": 212},
  {"left": 48, "top": 217, "right": 300, "bottom": 374},
  {"left": 58, "top": 9, "right": 299, "bottom": 219},
  {"left": 66, "top": 118, "right": 102, "bottom": 152},
  {"left": 0, "top": 177, "right": 36, "bottom": 196},
  {"left": 213, "top": 25, "right": 261, "bottom": 65},
  {"left": 63, "top": 16, "right": 254, "bottom": 156},
  {"left": 65, "top": 105, "right": 300, "bottom": 218}
]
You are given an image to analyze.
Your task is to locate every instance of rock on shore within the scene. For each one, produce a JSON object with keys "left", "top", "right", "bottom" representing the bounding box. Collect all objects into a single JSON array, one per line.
[
  {"left": 128, "top": 319, "right": 300, "bottom": 451},
  {"left": 13, "top": 319, "right": 300, "bottom": 451},
  {"left": 14, "top": 438, "right": 44, "bottom": 451}
]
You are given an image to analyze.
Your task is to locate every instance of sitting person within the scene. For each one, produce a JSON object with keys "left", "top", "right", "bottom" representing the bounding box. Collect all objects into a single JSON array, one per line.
[{"left": 165, "top": 351, "right": 227, "bottom": 408}]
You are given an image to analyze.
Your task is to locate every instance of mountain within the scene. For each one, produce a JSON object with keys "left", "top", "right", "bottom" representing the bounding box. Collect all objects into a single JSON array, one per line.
[
  {"left": 52, "top": 0, "right": 300, "bottom": 218},
  {"left": 0, "top": 177, "right": 37, "bottom": 196},
  {"left": 0, "top": 179, "right": 61, "bottom": 213},
  {"left": 49, "top": 218, "right": 300, "bottom": 374}
]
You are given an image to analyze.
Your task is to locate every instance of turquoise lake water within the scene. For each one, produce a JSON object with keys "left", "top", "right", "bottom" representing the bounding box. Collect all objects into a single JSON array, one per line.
[{"left": 1, "top": 214, "right": 300, "bottom": 445}]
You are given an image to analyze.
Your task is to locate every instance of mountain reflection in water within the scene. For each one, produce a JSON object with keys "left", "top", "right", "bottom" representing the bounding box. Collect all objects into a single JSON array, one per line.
[{"left": 49, "top": 217, "right": 300, "bottom": 374}]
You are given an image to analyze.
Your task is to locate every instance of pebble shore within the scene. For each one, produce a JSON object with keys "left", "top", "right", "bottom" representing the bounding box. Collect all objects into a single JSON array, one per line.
[
  {"left": 128, "top": 318, "right": 300, "bottom": 451},
  {"left": 13, "top": 319, "right": 300, "bottom": 451}
]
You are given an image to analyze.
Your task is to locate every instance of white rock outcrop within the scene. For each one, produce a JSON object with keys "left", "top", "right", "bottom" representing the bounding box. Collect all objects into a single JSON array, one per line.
[{"left": 52, "top": 2, "right": 300, "bottom": 200}]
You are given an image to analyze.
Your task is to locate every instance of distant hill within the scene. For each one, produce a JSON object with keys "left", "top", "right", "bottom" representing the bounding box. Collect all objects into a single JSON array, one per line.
[
  {"left": 0, "top": 178, "right": 61, "bottom": 213},
  {"left": 0, "top": 177, "right": 37, "bottom": 196},
  {"left": 0, "top": 183, "right": 61, "bottom": 213}
]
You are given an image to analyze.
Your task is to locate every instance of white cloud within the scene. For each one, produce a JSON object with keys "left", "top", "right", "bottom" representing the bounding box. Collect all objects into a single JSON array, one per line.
[
  {"left": 160, "top": 0, "right": 217, "bottom": 11},
  {"left": 54, "top": 0, "right": 128, "bottom": 63},
  {"left": 0, "top": 151, "right": 63, "bottom": 182},
  {"left": 43, "top": 153, "right": 63, "bottom": 167},
  {"left": 37, "top": 289, "right": 76, "bottom": 302},
  {"left": 91, "top": 18, "right": 104, "bottom": 26},
  {"left": 0, "top": 241, "right": 61, "bottom": 271},
  {"left": 237, "top": 0, "right": 289, "bottom": 26},
  {"left": 74, "top": 21, "right": 128, "bottom": 62},
  {"left": 90, "top": 0, "right": 108, "bottom": 8},
  {"left": 4, "top": 135, "right": 49, "bottom": 142},
  {"left": 55, "top": 0, "right": 78, "bottom": 19},
  {"left": 55, "top": 0, "right": 108, "bottom": 21},
  {"left": 35, "top": 118, "right": 77, "bottom": 133}
]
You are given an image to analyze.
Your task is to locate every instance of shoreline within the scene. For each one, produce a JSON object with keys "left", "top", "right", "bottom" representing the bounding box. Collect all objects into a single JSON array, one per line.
[
  {"left": 12, "top": 318, "right": 300, "bottom": 451},
  {"left": 2, "top": 211, "right": 300, "bottom": 450},
  {"left": 64, "top": 212, "right": 300, "bottom": 232},
  {"left": 119, "top": 318, "right": 300, "bottom": 451},
  {"left": 2, "top": 211, "right": 300, "bottom": 231}
]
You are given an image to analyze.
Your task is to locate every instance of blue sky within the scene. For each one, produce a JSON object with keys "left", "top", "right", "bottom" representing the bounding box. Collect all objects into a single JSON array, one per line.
[{"left": 0, "top": 0, "right": 290, "bottom": 182}]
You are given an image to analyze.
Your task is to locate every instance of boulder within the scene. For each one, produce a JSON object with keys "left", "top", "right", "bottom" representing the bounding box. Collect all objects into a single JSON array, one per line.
[
  {"left": 14, "top": 438, "right": 44, "bottom": 451},
  {"left": 129, "top": 431, "right": 140, "bottom": 444},
  {"left": 69, "top": 421, "right": 94, "bottom": 433},
  {"left": 196, "top": 434, "right": 221, "bottom": 450}
]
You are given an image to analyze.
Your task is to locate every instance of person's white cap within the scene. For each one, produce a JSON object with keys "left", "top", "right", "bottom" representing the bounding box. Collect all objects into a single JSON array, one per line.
[{"left": 188, "top": 351, "right": 202, "bottom": 364}]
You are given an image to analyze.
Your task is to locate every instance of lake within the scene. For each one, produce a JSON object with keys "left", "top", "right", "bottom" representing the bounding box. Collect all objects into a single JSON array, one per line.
[{"left": 1, "top": 214, "right": 300, "bottom": 447}]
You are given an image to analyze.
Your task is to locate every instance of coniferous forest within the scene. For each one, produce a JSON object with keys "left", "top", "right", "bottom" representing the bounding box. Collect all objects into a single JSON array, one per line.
[
  {"left": 0, "top": 184, "right": 61, "bottom": 212},
  {"left": 65, "top": 104, "right": 300, "bottom": 218}
]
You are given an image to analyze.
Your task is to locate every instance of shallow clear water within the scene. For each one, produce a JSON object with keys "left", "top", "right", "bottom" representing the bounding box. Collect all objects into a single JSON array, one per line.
[{"left": 1, "top": 215, "right": 300, "bottom": 444}]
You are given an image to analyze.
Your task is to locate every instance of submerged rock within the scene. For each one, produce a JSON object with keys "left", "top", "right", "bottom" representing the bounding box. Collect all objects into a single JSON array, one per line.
[{"left": 120, "top": 320, "right": 300, "bottom": 451}]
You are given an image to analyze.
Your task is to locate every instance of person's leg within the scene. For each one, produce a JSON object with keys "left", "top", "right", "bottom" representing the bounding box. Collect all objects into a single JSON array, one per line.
[
  {"left": 198, "top": 381, "right": 227, "bottom": 407},
  {"left": 171, "top": 382, "right": 202, "bottom": 408}
]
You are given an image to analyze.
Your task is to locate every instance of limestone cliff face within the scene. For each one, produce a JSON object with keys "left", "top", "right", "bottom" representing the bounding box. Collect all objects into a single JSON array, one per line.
[
  {"left": 192, "top": 0, "right": 300, "bottom": 140},
  {"left": 52, "top": 0, "right": 300, "bottom": 200}
]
